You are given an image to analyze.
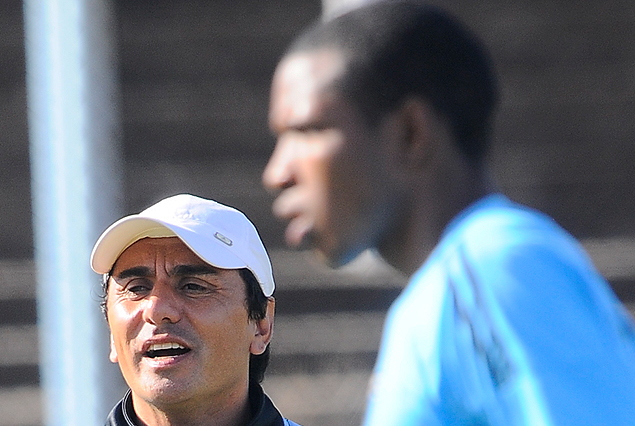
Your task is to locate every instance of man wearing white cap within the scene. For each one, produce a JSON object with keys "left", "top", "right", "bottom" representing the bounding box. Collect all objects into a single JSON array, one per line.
[{"left": 90, "top": 194, "right": 300, "bottom": 426}]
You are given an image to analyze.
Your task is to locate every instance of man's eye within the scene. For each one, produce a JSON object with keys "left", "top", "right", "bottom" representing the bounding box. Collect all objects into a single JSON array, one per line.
[
  {"left": 181, "top": 281, "right": 211, "bottom": 294},
  {"left": 122, "top": 281, "right": 151, "bottom": 298}
]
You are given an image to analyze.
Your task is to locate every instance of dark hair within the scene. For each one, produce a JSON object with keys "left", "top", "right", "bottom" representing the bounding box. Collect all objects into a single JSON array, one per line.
[
  {"left": 100, "top": 267, "right": 272, "bottom": 384},
  {"left": 286, "top": 1, "right": 499, "bottom": 164},
  {"left": 238, "top": 268, "right": 271, "bottom": 384}
]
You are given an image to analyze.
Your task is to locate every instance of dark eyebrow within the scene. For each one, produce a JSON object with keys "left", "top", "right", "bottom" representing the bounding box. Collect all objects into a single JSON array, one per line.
[
  {"left": 112, "top": 264, "right": 220, "bottom": 281},
  {"left": 171, "top": 264, "right": 220, "bottom": 277},
  {"left": 114, "top": 266, "right": 152, "bottom": 280},
  {"left": 284, "top": 122, "right": 329, "bottom": 134}
]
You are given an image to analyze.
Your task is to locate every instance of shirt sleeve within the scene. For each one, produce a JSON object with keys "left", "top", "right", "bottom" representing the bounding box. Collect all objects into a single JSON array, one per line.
[{"left": 469, "top": 234, "right": 635, "bottom": 425}]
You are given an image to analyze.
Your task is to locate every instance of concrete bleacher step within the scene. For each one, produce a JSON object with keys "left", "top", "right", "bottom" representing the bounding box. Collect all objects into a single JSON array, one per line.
[
  {"left": 0, "top": 260, "right": 40, "bottom": 426},
  {"left": 0, "top": 386, "right": 41, "bottom": 426}
]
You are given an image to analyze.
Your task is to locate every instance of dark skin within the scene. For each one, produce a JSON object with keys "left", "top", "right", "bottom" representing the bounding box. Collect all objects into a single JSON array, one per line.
[{"left": 263, "top": 49, "right": 495, "bottom": 276}]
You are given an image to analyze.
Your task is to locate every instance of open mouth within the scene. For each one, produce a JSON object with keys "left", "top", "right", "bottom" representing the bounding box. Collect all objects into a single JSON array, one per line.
[{"left": 145, "top": 342, "right": 191, "bottom": 358}]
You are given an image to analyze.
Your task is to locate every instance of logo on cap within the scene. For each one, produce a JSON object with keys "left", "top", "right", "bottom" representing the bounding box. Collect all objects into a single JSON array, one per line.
[{"left": 214, "top": 232, "right": 233, "bottom": 246}]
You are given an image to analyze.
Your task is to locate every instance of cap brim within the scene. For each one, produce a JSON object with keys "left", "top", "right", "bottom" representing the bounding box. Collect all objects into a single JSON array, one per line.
[{"left": 90, "top": 216, "right": 247, "bottom": 275}]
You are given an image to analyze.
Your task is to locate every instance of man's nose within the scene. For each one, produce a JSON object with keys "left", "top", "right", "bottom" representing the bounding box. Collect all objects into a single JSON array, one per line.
[
  {"left": 262, "top": 139, "right": 295, "bottom": 191},
  {"left": 141, "top": 286, "right": 181, "bottom": 325}
]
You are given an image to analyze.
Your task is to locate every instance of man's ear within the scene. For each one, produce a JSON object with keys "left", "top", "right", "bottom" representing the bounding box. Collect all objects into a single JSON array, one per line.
[
  {"left": 250, "top": 298, "right": 275, "bottom": 355},
  {"left": 391, "top": 97, "right": 439, "bottom": 171},
  {"left": 109, "top": 333, "right": 118, "bottom": 364}
]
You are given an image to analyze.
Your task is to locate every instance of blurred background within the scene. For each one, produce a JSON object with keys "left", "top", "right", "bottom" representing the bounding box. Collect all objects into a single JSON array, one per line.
[{"left": 1, "top": 0, "right": 635, "bottom": 425}]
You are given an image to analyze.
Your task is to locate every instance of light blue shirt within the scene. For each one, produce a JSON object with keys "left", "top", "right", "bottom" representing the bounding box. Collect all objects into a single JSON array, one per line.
[{"left": 363, "top": 194, "right": 635, "bottom": 425}]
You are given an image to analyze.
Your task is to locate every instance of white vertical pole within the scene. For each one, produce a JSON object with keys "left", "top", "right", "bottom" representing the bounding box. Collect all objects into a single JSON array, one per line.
[{"left": 23, "top": 0, "right": 125, "bottom": 425}]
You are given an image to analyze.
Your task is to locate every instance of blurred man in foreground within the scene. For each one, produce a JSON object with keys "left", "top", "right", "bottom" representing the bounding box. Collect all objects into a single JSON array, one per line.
[
  {"left": 91, "top": 194, "right": 300, "bottom": 426},
  {"left": 263, "top": 1, "right": 635, "bottom": 424}
]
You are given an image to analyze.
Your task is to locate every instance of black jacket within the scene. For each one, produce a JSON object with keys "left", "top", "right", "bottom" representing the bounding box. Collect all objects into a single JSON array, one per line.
[{"left": 105, "top": 382, "right": 298, "bottom": 426}]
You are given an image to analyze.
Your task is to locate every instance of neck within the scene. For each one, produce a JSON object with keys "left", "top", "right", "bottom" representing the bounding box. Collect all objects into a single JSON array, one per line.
[
  {"left": 379, "top": 162, "right": 496, "bottom": 276},
  {"left": 131, "top": 382, "right": 252, "bottom": 426}
]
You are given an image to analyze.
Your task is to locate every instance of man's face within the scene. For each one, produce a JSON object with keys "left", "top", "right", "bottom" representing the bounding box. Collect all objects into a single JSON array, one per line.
[
  {"left": 263, "top": 50, "right": 400, "bottom": 266},
  {"left": 106, "top": 237, "right": 271, "bottom": 413}
]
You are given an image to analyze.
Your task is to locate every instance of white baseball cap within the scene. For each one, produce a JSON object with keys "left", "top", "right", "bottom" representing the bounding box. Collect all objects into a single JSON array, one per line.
[{"left": 90, "top": 194, "right": 275, "bottom": 297}]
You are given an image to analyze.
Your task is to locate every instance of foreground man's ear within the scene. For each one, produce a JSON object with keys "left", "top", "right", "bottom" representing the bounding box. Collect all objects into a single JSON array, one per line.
[
  {"left": 109, "top": 333, "right": 119, "bottom": 364},
  {"left": 250, "top": 298, "right": 275, "bottom": 355}
]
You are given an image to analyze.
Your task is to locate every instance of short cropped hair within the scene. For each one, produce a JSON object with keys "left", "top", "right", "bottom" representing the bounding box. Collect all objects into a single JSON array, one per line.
[
  {"left": 286, "top": 1, "right": 499, "bottom": 164},
  {"left": 100, "top": 267, "right": 271, "bottom": 384}
]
